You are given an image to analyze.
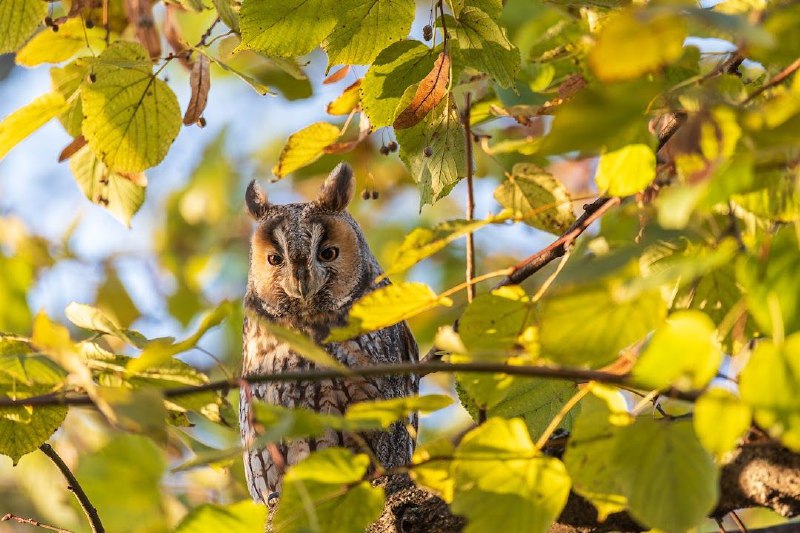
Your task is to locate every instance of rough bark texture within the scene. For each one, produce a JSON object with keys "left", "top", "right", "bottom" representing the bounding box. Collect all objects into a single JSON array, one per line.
[{"left": 368, "top": 438, "right": 800, "bottom": 533}]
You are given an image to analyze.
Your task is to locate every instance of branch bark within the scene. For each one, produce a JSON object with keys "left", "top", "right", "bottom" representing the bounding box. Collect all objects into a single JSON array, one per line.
[{"left": 39, "top": 443, "right": 105, "bottom": 533}]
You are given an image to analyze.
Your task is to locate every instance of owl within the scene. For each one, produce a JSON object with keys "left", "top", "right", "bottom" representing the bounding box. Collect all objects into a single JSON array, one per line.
[{"left": 239, "top": 163, "right": 419, "bottom": 506}]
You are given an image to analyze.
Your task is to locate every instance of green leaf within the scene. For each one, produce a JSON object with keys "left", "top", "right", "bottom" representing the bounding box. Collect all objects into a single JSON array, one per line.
[
  {"left": 693, "top": 388, "right": 752, "bottom": 457},
  {"left": 588, "top": 11, "right": 686, "bottom": 82},
  {"left": 0, "top": 336, "right": 65, "bottom": 386},
  {"left": 396, "top": 95, "right": 467, "bottom": 206},
  {"left": 238, "top": 0, "right": 337, "bottom": 57},
  {"left": 272, "top": 122, "right": 341, "bottom": 178},
  {"left": 384, "top": 218, "right": 495, "bottom": 277},
  {"left": 0, "top": 404, "right": 67, "bottom": 464},
  {"left": 69, "top": 146, "right": 146, "bottom": 226},
  {"left": 595, "top": 144, "right": 656, "bottom": 196},
  {"left": 631, "top": 310, "right": 723, "bottom": 391},
  {"left": 345, "top": 394, "right": 451, "bottom": 427},
  {"left": 612, "top": 418, "right": 718, "bottom": 532},
  {"left": 488, "top": 378, "right": 580, "bottom": 441},
  {"left": 128, "top": 301, "right": 233, "bottom": 372},
  {"left": 194, "top": 48, "right": 272, "bottom": 96},
  {"left": 410, "top": 438, "right": 455, "bottom": 502},
  {"left": 452, "top": 7, "right": 520, "bottom": 89},
  {"left": 174, "top": 500, "right": 267, "bottom": 533},
  {"left": 255, "top": 319, "right": 348, "bottom": 371},
  {"left": 538, "top": 282, "right": 667, "bottom": 367},
  {"left": 451, "top": 418, "right": 571, "bottom": 533},
  {"left": 15, "top": 18, "right": 106, "bottom": 66},
  {"left": 65, "top": 302, "right": 147, "bottom": 348},
  {"left": 76, "top": 435, "right": 167, "bottom": 533},
  {"left": 740, "top": 335, "right": 800, "bottom": 451},
  {"left": 324, "top": 0, "right": 415, "bottom": 67},
  {"left": 494, "top": 163, "right": 576, "bottom": 234},
  {"left": 212, "top": 0, "right": 240, "bottom": 33},
  {"left": 0, "top": 92, "right": 68, "bottom": 162},
  {"left": 98, "top": 387, "right": 168, "bottom": 442},
  {"left": 458, "top": 285, "right": 532, "bottom": 355},
  {"left": 326, "top": 282, "right": 452, "bottom": 342},
  {"left": 361, "top": 40, "right": 437, "bottom": 128},
  {"left": 0, "top": 0, "right": 46, "bottom": 54},
  {"left": 734, "top": 170, "right": 800, "bottom": 223},
  {"left": 273, "top": 448, "right": 384, "bottom": 533},
  {"left": 81, "top": 41, "right": 181, "bottom": 173},
  {"left": 51, "top": 61, "right": 88, "bottom": 137},
  {"left": 563, "top": 385, "right": 630, "bottom": 521}
]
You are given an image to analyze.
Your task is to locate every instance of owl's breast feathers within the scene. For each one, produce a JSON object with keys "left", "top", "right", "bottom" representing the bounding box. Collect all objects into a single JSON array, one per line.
[{"left": 240, "top": 292, "right": 419, "bottom": 502}]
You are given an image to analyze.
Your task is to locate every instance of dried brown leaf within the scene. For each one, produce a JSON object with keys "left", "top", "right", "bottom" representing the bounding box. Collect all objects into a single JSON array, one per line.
[
  {"left": 119, "top": 172, "right": 148, "bottom": 187},
  {"left": 393, "top": 52, "right": 450, "bottom": 130},
  {"left": 58, "top": 135, "right": 88, "bottom": 162},
  {"left": 124, "top": 0, "right": 161, "bottom": 60},
  {"left": 164, "top": 5, "right": 191, "bottom": 70},
  {"left": 323, "top": 65, "right": 350, "bottom": 85},
  {"left": 183, "top": 54, "right": 211, "bottom": 126},
  {"left": 324, "top": 113, "right": 371, "bottom": 154}
]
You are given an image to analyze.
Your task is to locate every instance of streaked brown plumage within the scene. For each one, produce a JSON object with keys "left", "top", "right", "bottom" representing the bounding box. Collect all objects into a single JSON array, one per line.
[{"left": 239, "top": 163, "right": 419, "bottom": 504}]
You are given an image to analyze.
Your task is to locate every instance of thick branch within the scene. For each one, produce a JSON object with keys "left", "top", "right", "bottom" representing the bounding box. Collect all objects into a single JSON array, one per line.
[
  {"left": 0, "top": 361, "right": 702, "bottom": 408},
  {"left": 39, "top": 443, "right": 105, "bottom": 533}
]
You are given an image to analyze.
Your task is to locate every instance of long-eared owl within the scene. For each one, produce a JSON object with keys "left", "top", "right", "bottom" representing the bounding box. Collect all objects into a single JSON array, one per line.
[{"left": 239, "top": 163, "right": 419, "bottom": 504}]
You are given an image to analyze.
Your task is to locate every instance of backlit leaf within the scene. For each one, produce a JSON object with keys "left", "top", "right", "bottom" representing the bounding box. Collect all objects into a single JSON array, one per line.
[
  {"left": 15, "top": 18, "right": 106, "bottom": 66},
  {"left": 273, "top": 122, "right": 341, "bottom": 178},
  {"left": 326, "top": 79, "right": 362, "bottom": 116},
  {"left": 0, "top": 92, "right": 67, "bottom": 162},
  {"left": 174, "top": 500, "right": 267, "bottom": 533},
  {"left": 0, "top": 0, "right": 46, "bottom": 54},
  {"left": 253, "top": 317, "right": 347, "bottom": 370},
  {"left": 494, "top": 163, "right": 576, "bottom": 234},
  {"left": 65, "top": 302, "right": 147, "bottom": 348},
  {"left": 694, "top": 388, "right": 752, "bottom": 457},
  {"left": 595, "top": 144, "right": 656, "bottom": 196},
  {"left": 394, "top": 52, "right": 450, "bottom": 129},
  {"left": 0, "top": 405, "right": 67, "bottom": 464},
  {"left": 452, "top": 7, "right": 520, "bottom": 89},
  {"left": 238, "top": 0, "right": 336, "bottom": 57}
]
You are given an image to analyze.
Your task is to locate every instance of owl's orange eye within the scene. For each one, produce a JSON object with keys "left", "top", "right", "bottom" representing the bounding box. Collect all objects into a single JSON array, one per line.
[
  {"left": 318, "top": 246, "right": 339, "bottom": 262},
  {"left": 267, "top": 254, "right": 283, "bottom": 266}
]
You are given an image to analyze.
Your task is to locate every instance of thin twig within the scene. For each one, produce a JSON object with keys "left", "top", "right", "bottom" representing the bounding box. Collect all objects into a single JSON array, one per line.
[
  {"left": 463, "top": 92, "right": 476, "bottom": 303},
  {"left": 730, "top": 510, "right": 749, "bottom": 533},
  {"left": 743, "top": 57, "right": 800, "bottom": 105},
  {"left": 2, "top": 361, "right": 703, "bottom": 409},
  {"left": 39, "top": 444, "right": 104, "bottom": 533},
  {"left": 1, "top": 514, "right": 73, "bottom": 533}
]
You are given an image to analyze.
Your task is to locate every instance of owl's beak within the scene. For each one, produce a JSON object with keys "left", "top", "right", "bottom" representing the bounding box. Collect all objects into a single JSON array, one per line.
[{"left": 295, "top": 265, "right": 311, "bottom": 298}]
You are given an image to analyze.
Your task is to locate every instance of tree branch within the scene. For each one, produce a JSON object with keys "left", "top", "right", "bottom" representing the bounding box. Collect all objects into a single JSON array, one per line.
[
  {"left": 743, "top": 56, "right": 800, "bottom": 105},
  {"left": 1, "top": 513, "right": 73, "bottom": 533},
  {"left": 39, "top": 443, "right": 105, "bottom": 533}
]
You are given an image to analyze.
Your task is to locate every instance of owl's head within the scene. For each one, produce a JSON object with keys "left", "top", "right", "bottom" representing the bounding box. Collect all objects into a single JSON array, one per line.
[{"left": 245, "top": 163, "right": 377, "bottom": 319}]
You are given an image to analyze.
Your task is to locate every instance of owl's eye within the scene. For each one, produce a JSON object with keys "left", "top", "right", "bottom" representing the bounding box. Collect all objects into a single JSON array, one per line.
[
  {"left": 267, "top": 254, "right": 284, "bottom": 266},
  {"left": 318, "top": 246, "right": 339, "bottom": 262}
]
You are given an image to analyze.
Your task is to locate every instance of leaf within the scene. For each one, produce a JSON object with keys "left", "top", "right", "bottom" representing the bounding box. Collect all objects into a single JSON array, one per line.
[
  {"left": 324, "top": 0, "right": 416, "bottom": 67},
  {"left": 361, "top": 40, "right": 437, "bottom": 128},
  {"left": 254, "top": 318, "right": 348, "bottom": 371},
  {"left": 273, "top": 448, "right": 384, "bottom": 533},
  {"left": 734, "top": 170, "right": 800, "bottom": 223},
  {"left": 273, "top": 122, "right": 341, "bottom": 178},
  {"left": 69, "top": 145, "right": 147, "bottom": 227},
  {"left": 183, "top": 54, "right": 211, "bottom": 126},
  {"left": 323, "top": 65, "right": 350, "bottom": 84},
  {"left": 15, "top": 18, "right": 106, "bottom": 66},
  {"left": 384, "top": 218, "right": 495, "bottom": 277},
  {"left": 194, "top": 48, "right": 272, "bottom": 95},
  {"left": 98, "top": 386, "right": 167, "bottom": 442},
  {"left": 0, "top": 0, "right": 46, "bottom": 54},
  {"left": 694, "top": 388, "right": 752, "bottom": 457},
  {"left": 451, "top": 418, "right": 571, "bottom": 533},
  {"left": 0, "top": 337, "right": 65, "bottom": 386},
  {"left": 174, "top": 500, "right": 267, "bottom": 533},
  {"left": 631, "top": 310, "right": 723, "bottom": 391},
  {"left": 0, "top": 92, "right": 68, "bottom": 162},
  {"left": 66, "top": 302, "right": 147, "bottom": 348},
  {"left": 739, "top": 335, "right": 800, "bottom": 451},
  {"left": 613, "top": 418, "right": 718, "bottom": 532},
  {"left": 326, "top": 282, "right": 452, "bottom": 342},
  {"left": 396, "top": 95, "right": 467, "bottom": 206},
  {"left": 394, "top": 52, "right": 450, "bottom": 129},
  {"left": 51, "top": 61, "right": 88, "bottom": 137},
  {"left": 452, "top": 7, "right": 520, "bottom": 89},
  {"left": 458, "top": 285, "right": 532, "bottom": 354},
  {"left": 345, "top": 394, "right": 452, "bottom": 427},
  {"left": 81, "top": 41, "right": 181, "bottom": 173},
  {"left": 238, "top": 0, "right": 337, "bottom": 57},
  {"left": 494, "top": 163, "right": 576, "bottom": 234},
  {"left": 537, "top": 283, "right": 667, "bottom": 367},
  {"left": 128, "top": 301, "right": 233, "bottom": 372},
  {"left": 0, "top": 404, "right": 67, "bottom": 464},
  {"left": 326, "top": 79, "right": 362, "bottom": 116},
  {"left": 563, "top": 385, "right": 630, "bottom": 521},
  {"left": 213, "top": 0, "right": 240, "bottom": 33},
  {"left": 410, "top": 438, "right": 455, "bottom": 502},
  {"left": 76, "top": 435, "right": 167, "bottom": 532},
  {"left": 588, "top": 11, "right": 687, "bottom": 82},
  {"left": 595, "top": 144, "right": 656, "bottom": 196},
  {"left": 488, "top": 379, "right": 580, "bottom": 441}
]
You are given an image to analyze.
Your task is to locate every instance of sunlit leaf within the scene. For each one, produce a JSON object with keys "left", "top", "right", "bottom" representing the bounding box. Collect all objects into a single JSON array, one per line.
[
  {"left": 326, "top": 79, "right": 361, "bottom": 115},
  {"left": 326, "top": 282, "right": 452, "bottom": 341},
  {"left": 0, "top": 92, "right": 67, "bottom": 162},
  {"left": 410, "top": 438, "right": 455, "bottom": 502},
  {"left": 15, "top": 18, "right": 106, "bottom": 66},
  {"left": 451, "top": 418, "right": 571, "bottom": 533},
  {"left": 254, "top": 318, "right": 348, "bottom": 370},
  {"left": 394, "top": 52, "right": 450, "bottom": 129},
  {"left": 458, "top": 285, "right": 532, "bottom": 354},
  {"left": 65, "top": 302, "right": 147, "bottom": 348},
  {"left": 273, "top": 121, "right": 341, "bottom": 177},
  {"left": 595, "top": 144, "right": 656, "bottom": 196},
  {"left": 694, "top": 388, "right": 752, "bottom": 457},
  {"left": 273, "top": 448, "right": 384, "bottom": 533},
  {"left": 98, "top": 386, "right": 167, "bottom": 442},
  {"left": 452, "top": 6, "right": 520, "bottom": 89},
  {"left": 81, "top": 41, "right": 181, "bottom": 172},
  {"left": 494, "top": 163, "right": 576, "bottom": 234},
  {"left": 613, "top": 418, "right": 718, "bottom": 532},
  {"left": 174, "top": 500, "right": 267, "bottom": 532},
  {"left": 0, "top": 0, "right": 46, "bottom": 54},
  {"left": 238, "top": 0, "right": 337, "bottom": 57},
  {"left": 740, "top": 335, "right": 800, "bottom": 451},
  {"left": 632, "top": 310, "right": 723, "bottom": 391},
  {"left": 488, "top": 378, "right": 580, "bottom": 441}
]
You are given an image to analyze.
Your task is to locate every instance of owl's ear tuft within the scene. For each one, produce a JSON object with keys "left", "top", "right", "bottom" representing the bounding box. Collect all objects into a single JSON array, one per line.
[
  {"left": 316, "top": 163, "right": 354, "bottom": 212},
  {"left": 245, "top": 180, "right": 270, "bottom": 219}
]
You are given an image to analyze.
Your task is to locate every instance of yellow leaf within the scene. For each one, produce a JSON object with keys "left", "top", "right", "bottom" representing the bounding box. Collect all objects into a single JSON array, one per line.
[
  {"left": 15, "top": 18, "right": 107, "bottom": 66},
  {"left": 595, "top": 144, "right": 656, "bottom": 196},
  {"left": 326, "top": 79, "right": 361, "bottom": 115},
  {"left": 0, "top": 0, "right": 46, "bottom": 54},
  {"left": 0, "top": 92, "right": 67, "bottom": 161},
  {"left": 272, "top": 122, "right": 341, "bottom": 177}
]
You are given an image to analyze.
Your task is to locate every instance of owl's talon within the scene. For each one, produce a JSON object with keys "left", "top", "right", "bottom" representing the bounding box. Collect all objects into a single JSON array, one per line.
[{"left": 267, "top": 492, "right": 280, "bottom": 508}]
